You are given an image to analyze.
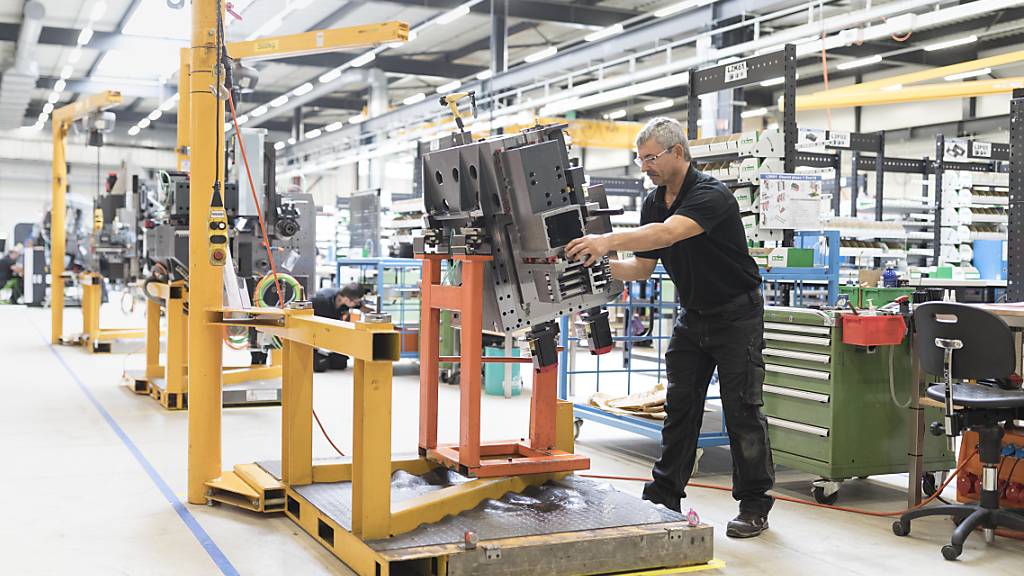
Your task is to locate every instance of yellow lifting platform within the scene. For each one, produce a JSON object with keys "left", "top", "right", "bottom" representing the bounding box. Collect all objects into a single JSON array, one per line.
[
  {"left": 122, "top": 279, "right": 284, "bottom": 410},
  {"left": 181, "top": 3, "right": 718, "bottom": 574},
  {"left": 49, "top": 90, "right": 125, "bottom": 347}
]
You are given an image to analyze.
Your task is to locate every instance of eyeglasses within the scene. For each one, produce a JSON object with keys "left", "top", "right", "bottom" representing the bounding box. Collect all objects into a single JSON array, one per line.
[{"left": 633, "top": 148, "right": 671, "bottom": 168}]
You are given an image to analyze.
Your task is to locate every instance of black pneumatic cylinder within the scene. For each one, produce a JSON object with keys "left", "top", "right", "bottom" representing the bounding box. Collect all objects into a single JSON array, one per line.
[{"left": 580, "top": 307, "right": 613, "bottom": 355}]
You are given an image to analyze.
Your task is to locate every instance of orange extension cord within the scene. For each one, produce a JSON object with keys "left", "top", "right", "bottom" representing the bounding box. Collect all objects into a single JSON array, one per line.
[
  {"left": 225, "top": 89, "right": 345, "bottom": 458},
  {"left": 581, "top": 448, "right": 1024, "bottom": 540}
]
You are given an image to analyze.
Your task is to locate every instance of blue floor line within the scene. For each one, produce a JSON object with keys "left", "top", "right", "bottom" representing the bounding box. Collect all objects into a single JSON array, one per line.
[{"left": 39, "top": 325, "right": 240, "bottom": 576}]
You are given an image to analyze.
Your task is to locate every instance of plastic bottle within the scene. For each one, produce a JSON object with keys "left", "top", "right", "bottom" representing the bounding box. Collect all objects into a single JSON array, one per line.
[{"left": 883, "top": 261, "right": 898, "bottom": 288}]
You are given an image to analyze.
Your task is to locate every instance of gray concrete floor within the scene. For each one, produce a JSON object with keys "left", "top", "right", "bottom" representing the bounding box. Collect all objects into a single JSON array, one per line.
[{"left": 3, "top": 302, "right": 1022, "bottom": 575}]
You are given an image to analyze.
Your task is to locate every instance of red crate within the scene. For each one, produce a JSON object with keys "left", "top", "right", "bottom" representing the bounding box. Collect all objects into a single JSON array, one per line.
[{"left": 841, "top": 314, "right": 906, "bottom": 346}]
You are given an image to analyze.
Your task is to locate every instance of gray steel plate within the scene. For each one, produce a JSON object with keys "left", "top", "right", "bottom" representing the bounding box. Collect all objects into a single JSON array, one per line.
[{"left": 257, "top": 461, "right": 684, "bottom": 552}]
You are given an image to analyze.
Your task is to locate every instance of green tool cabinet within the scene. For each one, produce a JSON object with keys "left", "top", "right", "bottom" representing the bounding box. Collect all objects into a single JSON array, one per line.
[{"left": 762, "top": 307, "right": 953, "bottom": 503}]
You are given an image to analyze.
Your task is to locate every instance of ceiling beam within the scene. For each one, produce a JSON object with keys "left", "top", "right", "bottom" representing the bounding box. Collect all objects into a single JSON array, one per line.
[
  {"left": 37, "top": 77, "right": 366, "bottom": 111},
  {"left": 275, "top": 53, "right": 479, "bottom": 78},
  {"left": 377, "top": 0, "right": 638, "bottom": 27}
]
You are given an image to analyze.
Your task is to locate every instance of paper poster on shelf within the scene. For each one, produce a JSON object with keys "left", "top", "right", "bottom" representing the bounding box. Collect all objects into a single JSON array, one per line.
[{"left": 758, "top": 173, "right": 823, "bottom": 229}]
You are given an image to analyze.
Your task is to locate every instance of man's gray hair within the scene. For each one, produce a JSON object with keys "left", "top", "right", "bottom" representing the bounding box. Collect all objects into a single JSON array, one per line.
[{"left": 635, "top": 116, "right": 691, "bottom": 161}]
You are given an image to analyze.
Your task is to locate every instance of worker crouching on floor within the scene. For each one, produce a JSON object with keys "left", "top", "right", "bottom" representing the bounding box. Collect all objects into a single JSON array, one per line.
[
  {"left": 566, "top": 117, "right": 775, "bottom": 538},
  {"left": 311, "top": 282, "right": 366, "bottom": 372}
]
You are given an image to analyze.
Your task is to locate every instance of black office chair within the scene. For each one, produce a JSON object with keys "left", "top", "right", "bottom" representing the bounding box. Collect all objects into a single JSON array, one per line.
[{"left": 893, "top": 302, "right": 1024, "bottom": 560}]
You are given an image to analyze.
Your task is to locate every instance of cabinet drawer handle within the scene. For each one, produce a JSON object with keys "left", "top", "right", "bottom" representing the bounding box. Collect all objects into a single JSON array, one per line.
[
  {"left": 767, "top": 416, "right": 830, "bottom": 437},
  {"left": 764, "top": 384, "right": 830, "bottom": 403}
]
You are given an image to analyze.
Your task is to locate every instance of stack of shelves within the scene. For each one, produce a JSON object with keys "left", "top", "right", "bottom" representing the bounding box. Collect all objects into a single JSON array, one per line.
[{"left": 386, "top": 198, "right": 425, "bottom": 258}]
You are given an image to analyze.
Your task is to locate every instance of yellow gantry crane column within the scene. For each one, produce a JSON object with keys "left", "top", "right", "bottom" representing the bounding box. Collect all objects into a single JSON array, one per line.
[
  {"left": 50, "top": 91, "right": 123, "bottom": 344},
  {"left": 183, "top": 5, "right": 407, "bottom": 503},
  {"left": 177, "top": 47, "right": 191, "bottom": 171},
  {"left": 187, "top": 0, "right": 225, "bottom": 504}
]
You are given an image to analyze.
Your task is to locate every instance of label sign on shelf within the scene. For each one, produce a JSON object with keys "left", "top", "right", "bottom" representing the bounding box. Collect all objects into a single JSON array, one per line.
[
  {"left": 759, "top": 173, "right": 824, "bottom": 230},
  {"left": 944, "top": 138, "right": 969, "bottom": 160},
  {"left": 972, "top": 141, "right": 992, "bottom": 158},
  {"left": 724, "top": 62, "right": 748, "bottom": 83},
  {"left": 828, "top": 131, "right": 851, "bottom": 149}
]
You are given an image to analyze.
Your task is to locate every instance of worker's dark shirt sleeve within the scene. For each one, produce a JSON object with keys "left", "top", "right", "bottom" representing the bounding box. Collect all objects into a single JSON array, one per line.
[
  {"left": 675, "top": 183, "right": 732, "bottom": 234},
  {"left": 634, "top": 193, "right": 661, "bottom": 261}
]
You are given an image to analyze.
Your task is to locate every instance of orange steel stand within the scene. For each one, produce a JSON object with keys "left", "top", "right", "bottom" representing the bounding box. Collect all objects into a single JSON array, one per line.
[{"left": 417, "top": 253, "right": 589, "bottom": 478}]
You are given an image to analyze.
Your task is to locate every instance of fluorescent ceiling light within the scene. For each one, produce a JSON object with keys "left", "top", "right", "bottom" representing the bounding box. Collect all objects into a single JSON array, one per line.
[
  {"left": 270, "top": 95, "right": 289, "bottom": 107},
  {"left": 138, "top": 117, "right": 151, "bottom": 128},
  {"left": 325, "top": 121, "right": 344, "bottom": 132},
  {"left": 403, "top": 92, "right": 426, "bottom": 105},
  {"left": 604, "top": 109, "right": 627, "bottom": 120},
  {"left": 585, "top": 23, "right": 623, "bottom": 42},
  {"left": 274, "top": 141, "right": 286, "bottom": 150},
  {"left": 525, "top": 46, "right": 557, "bottom": 63},
  {"left": 53, "top": 79, "right": 66, "bottom": 92},
  {"left": 924, "top": 35, "right": 977, "bottom": 52},
  {"left": 90, "top": 1, "right": 107, "bottom": 22},
  {"left": 128, "top": 125, "right": 140, "bottom": 136},
  {"left": 305, "top": 128, "right": 322, "bottom": 139},
  {"left": 160, "top": 95, "right": 178, "bottom": 111},
  {"left": 476, "top": 69, "right": 493, "bottom": 80},
  {"left": 644, "top": 99, "right": 674, "bottom": 112},
  {"left": 349, "top": 113, "right": 366, "bottom": 124},
  {"left": 436, "top": 4, "right": 471, "bottom": 25},
  {"left": 33, "top": 122, "right": 45, "bottom": 130},
  {"left": 47, "top": 92, "right": 59, "bottom": 104},
  {"left": 77, "top": 28, "right": 93, "bottom": 46},
  {"left": 319, "top": 68, "right": 342, "bottom": 83},
  {"left": 68, "top": 47, "right": 82, "bottom": 64},
  {"left": 42, "top": 103, "right": 53, "bottom": 114},
  {"left": 436, "top": 80, "right": 462, "bottom": 94},
  {"left": 293, "top": 82, "right": 314, "bottom": 96},
  {"left": 60, "top": 65, "right": 73, "bottom": 80},
  {"left": 945, "top": 67, "right": 991, "bottom": 81},
  {"left": 654, "top": 0, "right": 713, "bottom": 18},
  {"left": 250, "top": 105, "right": 268, "bottom": 117},
  {"left": 287, "top": 137, "right": 297, "bottom": 145},
  {"left": 37, "top": 112, "right": 47, "bottom": 122},
  {"left": 760, "top": 76, "right": 785, "bottom": 87},
  {"left": 837, "top": 54, "right": 881, "bottom": 70},
  {"left": 740, "top": 107, "right": 768, "bottom": 118},
  {"left": 148, "top": 110, "right": 162, "bottom": 121},
  {"left": 236, "top": 114, "right": 249, "bottom": 125},
  {"left": 350, "top": 52, "right": 376, "bottom": 67}
]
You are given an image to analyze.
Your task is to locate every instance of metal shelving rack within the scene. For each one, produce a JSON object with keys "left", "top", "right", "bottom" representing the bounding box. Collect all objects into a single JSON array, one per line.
[
  {"left": 1010, "top": 88, "right": 1024, "bottom": 302},
  {"left": 336, "top": 257, "right": 421, "bottom": 359},
  {"left": 557, "top": 265, "right": 729, "bottom": 446}
]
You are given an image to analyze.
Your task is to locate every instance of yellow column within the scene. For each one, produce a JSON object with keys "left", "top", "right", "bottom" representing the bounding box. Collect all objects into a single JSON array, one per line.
[
  {"left": 145, "top": 296, "right": 162, "bottom": 381},
  {"left": 166, "top": 282, "right": 188, "bottom": 397},
  {"left": 177, "top": 47, "right": 191, "bottom": 172},
  {"left": 82, "top": 275, "right": 101, "bottom": 349},
  {"left": 281, "top": 309, "right": 314, "bottom": 486},
  {"left": 187, "top": 0, "right": 225, "bottom": 504},
  {"left": 351, "top": 357, "right": 393, "bottom": 540},
  {"left": 50, "top": 123, "right": 68, "bottom": 344}
]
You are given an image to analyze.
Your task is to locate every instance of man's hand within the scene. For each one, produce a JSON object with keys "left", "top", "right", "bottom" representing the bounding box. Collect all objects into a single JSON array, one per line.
[{"left": 565, "top": 234, "right": 612, "bottom": 267}]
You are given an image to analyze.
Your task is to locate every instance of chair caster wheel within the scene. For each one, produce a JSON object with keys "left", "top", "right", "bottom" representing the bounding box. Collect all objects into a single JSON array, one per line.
[
  {"left": 892, "top": 521, "right": 910, "bottom": 537},
  {"left": 941, "top": 544, "right": 961, "bottom": 561},
  {"left": 812, "top": 485, "right": 839, "bottom": 505}
]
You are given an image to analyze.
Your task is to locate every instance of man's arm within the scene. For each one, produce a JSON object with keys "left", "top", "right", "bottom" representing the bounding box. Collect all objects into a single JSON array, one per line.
[
  {"left": 566, "top": 215, "right": 704, "bottom": 266},
  {"left": 611, "top": 257, "right": 657, "bottom": 281}
]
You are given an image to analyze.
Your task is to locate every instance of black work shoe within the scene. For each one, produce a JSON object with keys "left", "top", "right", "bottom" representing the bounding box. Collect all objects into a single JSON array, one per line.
[{"left": 726, "top": 511, "right": 769, "bottom": 538}]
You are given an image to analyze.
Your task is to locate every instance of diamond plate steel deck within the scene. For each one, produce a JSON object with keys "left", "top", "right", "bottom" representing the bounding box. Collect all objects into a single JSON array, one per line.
[{"left": 257, "top": 461, "right": 684, "bottom": 551}]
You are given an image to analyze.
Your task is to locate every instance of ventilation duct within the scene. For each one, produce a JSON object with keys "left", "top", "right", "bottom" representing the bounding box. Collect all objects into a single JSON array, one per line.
[{"left": 0, "top": 1, "right": 46, "bottom": 130}]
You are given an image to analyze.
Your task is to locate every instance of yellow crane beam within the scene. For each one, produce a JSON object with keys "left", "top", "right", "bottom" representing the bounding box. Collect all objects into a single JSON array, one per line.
[
  {"left": 793, "top": 77, "right": 1024, "bottom": 111},
  {"left": 808, "top": 49, "right": 1024, "bottom": 97},
  {"left": 50, "top": 90, "right": 123, "bottom": 344},
  {"left": 225, "top": 21, "right": 407, "bottom": 61}
]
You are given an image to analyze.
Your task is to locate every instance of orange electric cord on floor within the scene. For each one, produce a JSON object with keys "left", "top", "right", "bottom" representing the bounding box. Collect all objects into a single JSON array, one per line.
[
  {"left": 225, "top": 89, "right": 345, "bottom": 458},
  {"left": 581, "top": 448, "right": 979, "bottom": 519}
]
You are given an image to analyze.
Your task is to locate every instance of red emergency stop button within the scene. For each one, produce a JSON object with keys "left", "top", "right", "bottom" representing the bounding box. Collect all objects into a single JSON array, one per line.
[{"left": 212, "top": 249, "right": 225, "bottom": 262}]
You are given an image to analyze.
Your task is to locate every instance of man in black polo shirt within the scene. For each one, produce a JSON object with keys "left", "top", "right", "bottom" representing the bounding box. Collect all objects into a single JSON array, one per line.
[{"left": 566, "top": 116, "right": 774, "bottom": 538}]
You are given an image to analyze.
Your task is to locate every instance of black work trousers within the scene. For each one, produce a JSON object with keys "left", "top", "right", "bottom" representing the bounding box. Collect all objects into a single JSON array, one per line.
[{"left": 643, "top": 291, "right": 775, "bottom": 515}]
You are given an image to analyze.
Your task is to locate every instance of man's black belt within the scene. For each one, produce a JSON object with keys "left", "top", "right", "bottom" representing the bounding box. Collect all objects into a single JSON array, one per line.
[{"left": 689, "top": 289, "right": 762, "bottom": 317}]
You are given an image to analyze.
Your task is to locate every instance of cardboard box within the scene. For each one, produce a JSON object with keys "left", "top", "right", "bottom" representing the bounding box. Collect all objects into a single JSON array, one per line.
[
  {"left": 734, "top": 187, "right": 756, "bottom": 212},
  {"left": 768, "top": 247, "right": 814, "bottom": 268},
  {"left": 858, "top": 269, "right": 882, "bottom": 287}
]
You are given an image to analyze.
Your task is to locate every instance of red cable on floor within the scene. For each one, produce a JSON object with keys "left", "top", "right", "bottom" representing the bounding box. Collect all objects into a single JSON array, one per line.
[
  {"left": 581, "top": 448, "right": 979, "bottom": 519},
  {"left": 224, "top": 90, "right": 345, "bottom": 458}
]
